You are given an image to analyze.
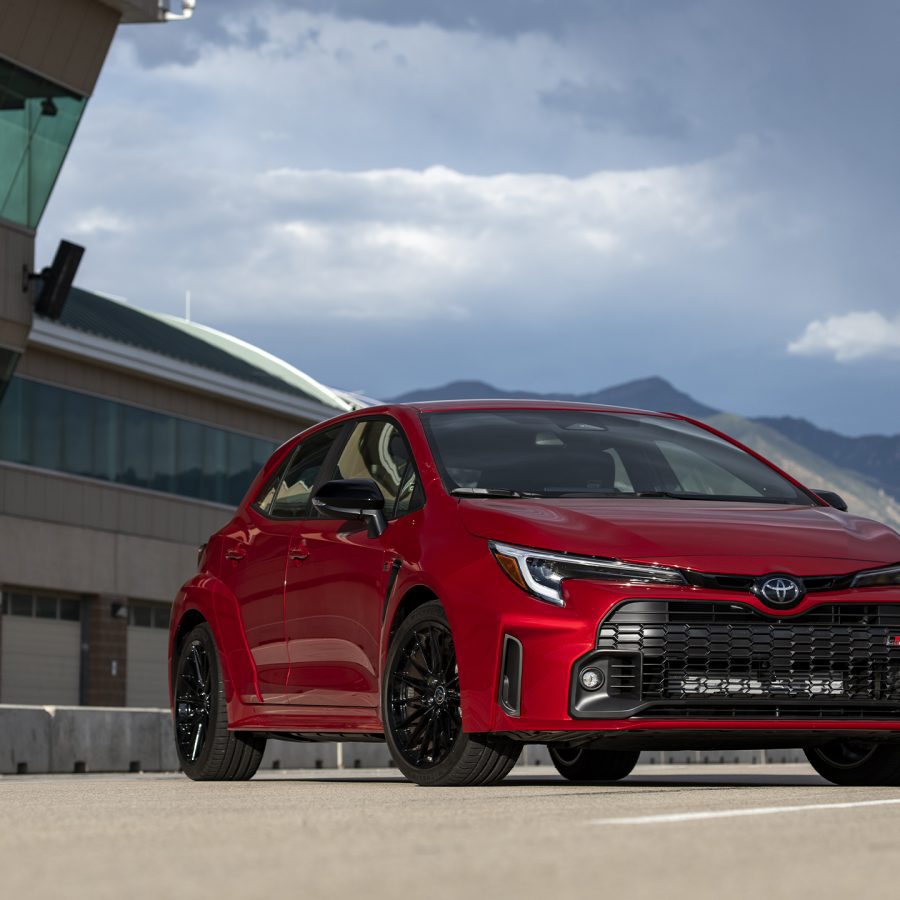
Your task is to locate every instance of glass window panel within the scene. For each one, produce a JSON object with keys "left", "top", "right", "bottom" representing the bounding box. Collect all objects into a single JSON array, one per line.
[
  {"left": 150, "top": 414, "right": 176, "bottom": 494},
  {"left": 272, "top": 427, "right": 342, "bottom": 518},
  {"left": 58, "top": 598, "right": 81, "bottom": 621},
  {"left": 0, "top": 376, "right": 283, "bottom": 507},
  {"left": 9, "top": 593, "right": 33, "bottom": 616},
  {"left": 0, "top": 58, "right": 87, "bottom": 229},
  {"left": 92, "top": 396, "right": 117, "bottom": 482},
  {"left": 330, "top": 421, "right": 409, "bottom": 517},
  {"left": 61, "top": 390, "right": 93, "bottom": 477},
  {"left": 119, "top": 405, "right": 151, "bottom": 487},
  {"left": 35, "top": 595, "right": 57, "bottom": 619},
  {"left": 226, "top": 432, "right": 253, "bottom": 506},
  {"left": 153, "top": 605, "right": 170, "bottom": 629},
  {"left": 0, "top": 376, "right": 26, "bottom": 464},
  {"left": 205, "top": 428, "right": 227, "bottom": 503},
  {"left": 176, "top": 419, "right": 204, "bottom": 498},
  {"left": 130, "top": 605, "right": 152, "bottom": 628},
  {"left": 31, "top": 381, "right": 62, "bottom": 470}
]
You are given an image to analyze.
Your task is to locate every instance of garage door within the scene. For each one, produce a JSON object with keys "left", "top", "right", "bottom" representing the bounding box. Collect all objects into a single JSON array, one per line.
[
  {"left": 126, "top": 602, "right": 171, "bottom": 708},
  {"left": 1, "top": 590, "right": 82, "bottom": 705}
]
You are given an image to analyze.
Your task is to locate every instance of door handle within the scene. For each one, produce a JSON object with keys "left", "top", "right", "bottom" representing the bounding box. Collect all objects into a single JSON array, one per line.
[
  {"left": 288, "top": 538, "right": 310, "bottom": 562},
  {"left": 225, "top": 546, "right": 247, "bottom": 561}
]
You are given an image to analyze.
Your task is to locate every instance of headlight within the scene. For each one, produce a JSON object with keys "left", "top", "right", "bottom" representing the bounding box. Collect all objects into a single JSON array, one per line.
[
  {"left": 851, "top": 565, "right": 900, "bottom": 589},
  {"left": 489, "top": 542, "right": 687, "bottom": 607}
]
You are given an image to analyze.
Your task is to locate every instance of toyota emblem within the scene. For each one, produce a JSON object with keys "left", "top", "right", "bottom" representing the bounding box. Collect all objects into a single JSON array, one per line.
[{"left": 756, "top": 575, "right": 805, "bottom": 607}]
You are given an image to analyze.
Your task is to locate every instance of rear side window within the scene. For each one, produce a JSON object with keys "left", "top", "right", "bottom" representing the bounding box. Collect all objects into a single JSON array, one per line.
[{"left": 268, "top": 426, "right": 343, "bottom": 519}]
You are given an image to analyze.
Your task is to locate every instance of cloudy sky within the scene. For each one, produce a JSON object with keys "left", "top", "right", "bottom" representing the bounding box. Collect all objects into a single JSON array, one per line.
[{"left": 39, "top": 0, "right": 900, "bottom": 434}]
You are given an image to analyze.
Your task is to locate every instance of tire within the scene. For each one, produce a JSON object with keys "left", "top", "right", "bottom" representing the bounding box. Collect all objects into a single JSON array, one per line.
[
  {"left": 173, "top": 623, "right": 266, "bottom": 781},
  {"left": 548, "top": 745, "right": 640, "bottom": 782},
  {"left": 805, "top": 740, "right": 900, "bottom": 786},
  {"left": 383, "top": 601, "right": 521, "bottom": 786}
]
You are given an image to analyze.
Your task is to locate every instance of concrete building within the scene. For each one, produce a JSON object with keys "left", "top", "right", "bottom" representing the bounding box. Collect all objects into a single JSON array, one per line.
[
  {"left": 0, "top": 1, "right": 354, "bottom": 709},
  {"left": 0, "top": 286, "right": 354, "bottom": 708}
]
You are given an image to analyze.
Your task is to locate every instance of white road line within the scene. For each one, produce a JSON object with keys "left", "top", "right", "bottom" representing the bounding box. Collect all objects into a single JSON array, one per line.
[{"left": 590, "top": 797, "right": 900, "bottom": 826}]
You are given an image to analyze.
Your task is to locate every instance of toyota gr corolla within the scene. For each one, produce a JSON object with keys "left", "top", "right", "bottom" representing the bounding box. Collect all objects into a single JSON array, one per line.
[{"left": 169, "top": 401, "right": 900, "bottom": 786}]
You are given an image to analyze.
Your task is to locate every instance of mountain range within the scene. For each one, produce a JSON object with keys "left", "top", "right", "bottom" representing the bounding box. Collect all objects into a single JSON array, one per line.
[{"left": 389, "top": 377, "right": 900, "bottom": 528}]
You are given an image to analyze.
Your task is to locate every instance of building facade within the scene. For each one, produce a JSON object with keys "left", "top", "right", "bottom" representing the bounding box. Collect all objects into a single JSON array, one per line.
[{"left": 0, "top": 0, "right": 354, "bottom": 708}]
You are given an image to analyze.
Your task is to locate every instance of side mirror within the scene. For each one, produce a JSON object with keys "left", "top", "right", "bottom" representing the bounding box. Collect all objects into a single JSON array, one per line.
[
  {"left": 813, "top": 489, "right": 848, "bottom": 512},
  {"left": 312, "top": 478, "right": 387, "bottom": 537}
]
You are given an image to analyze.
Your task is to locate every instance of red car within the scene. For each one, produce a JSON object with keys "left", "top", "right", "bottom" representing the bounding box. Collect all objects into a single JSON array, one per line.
[{"left": 169, "top": 401, "right": 900, "bottom": 786}]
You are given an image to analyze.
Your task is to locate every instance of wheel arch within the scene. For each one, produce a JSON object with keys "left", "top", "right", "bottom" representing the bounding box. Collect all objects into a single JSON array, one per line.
[{"left": 387, "top": 583, "right": 441, "bottom": 641}]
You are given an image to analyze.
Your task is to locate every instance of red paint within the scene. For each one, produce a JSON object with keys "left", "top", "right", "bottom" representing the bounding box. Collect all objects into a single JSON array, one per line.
[{"left": 170, "top": 401, "right": 900, "bottom": 745}]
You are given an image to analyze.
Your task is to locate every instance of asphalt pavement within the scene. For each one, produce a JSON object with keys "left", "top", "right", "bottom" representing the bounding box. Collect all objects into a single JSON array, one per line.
[{"left": 2, "top": 763, "right": 899, "bottom": 900}]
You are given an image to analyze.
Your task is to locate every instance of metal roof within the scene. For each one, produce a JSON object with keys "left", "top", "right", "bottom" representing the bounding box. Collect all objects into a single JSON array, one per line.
[{"left": 51, "top": 287, "right": 352, "bottom": 411}]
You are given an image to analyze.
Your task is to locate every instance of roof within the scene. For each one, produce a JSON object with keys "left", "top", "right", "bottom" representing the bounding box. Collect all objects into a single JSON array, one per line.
[
  {"left": 50, "top": 287, "right": 353, "bottom": 412},
  {"left": 397, "top": 399, "right": 669, "bottom": 415}
]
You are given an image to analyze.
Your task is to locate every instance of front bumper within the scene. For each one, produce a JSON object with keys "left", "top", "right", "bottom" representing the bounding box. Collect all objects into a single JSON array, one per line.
[{"left": 484, "top": 580, "right": 900, "bottom": 737}]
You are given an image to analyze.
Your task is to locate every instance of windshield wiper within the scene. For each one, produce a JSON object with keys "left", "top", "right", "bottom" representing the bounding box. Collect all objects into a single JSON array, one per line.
[
  {"left": 450, "top": 488, "right": 542, "bottom": 499},
  {"left": 632, "top": 491, "right": 800, "bottom": 503}
]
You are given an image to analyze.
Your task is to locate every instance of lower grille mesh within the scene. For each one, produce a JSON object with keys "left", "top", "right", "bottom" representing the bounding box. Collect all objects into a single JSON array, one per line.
[{"left": 597, "top": 601, "right": 900, "bottom": 717}]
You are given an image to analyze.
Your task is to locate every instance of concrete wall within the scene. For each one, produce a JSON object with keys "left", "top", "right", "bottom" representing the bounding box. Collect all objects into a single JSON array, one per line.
[
  {"left": 0, "top": 223, "right": 34, "bottom": 352},
  {"left": 0, "top": 705, "right": 808, "bottom": 775},
  {"left": 0, "top": 0, "right": 120, "bottom": 97},
  {"left": 18, "top": 347, "right": 305, "bottom": 443}
]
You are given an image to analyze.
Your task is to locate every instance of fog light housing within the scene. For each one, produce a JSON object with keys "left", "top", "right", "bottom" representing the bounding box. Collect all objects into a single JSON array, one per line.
[{"left": 580, "top": 667, "right": 605, "bottom": 691}]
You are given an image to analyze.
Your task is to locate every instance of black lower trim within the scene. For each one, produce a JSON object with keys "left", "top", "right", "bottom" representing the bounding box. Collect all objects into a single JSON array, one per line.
[
  {"left": 499, "top": 635, "right": 523, "bottom": 717},
  {"left": 381, "top": 558, "right": 402, "bottom": 623}
]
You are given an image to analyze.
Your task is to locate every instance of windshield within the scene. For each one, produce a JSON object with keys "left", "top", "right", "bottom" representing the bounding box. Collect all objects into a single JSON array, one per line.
[{"left": 422, "top": 409, "right": 815, "bottom": 504}]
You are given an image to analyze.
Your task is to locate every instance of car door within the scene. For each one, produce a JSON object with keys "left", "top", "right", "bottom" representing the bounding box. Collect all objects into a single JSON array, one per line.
[
  {"left": 220, "top": 424, "right": 344, "bottom": 703},
  {"left": 283, "top": 418, "right": 423, "bottom": 707}
]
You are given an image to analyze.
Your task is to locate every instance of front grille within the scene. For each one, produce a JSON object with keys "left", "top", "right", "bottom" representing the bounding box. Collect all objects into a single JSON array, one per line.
[
  {"left": 683, "top": 572, "right": 856, "bottom": 594},
  {"left": 596, "top": 601, "right": 900, "bottom": 718}
]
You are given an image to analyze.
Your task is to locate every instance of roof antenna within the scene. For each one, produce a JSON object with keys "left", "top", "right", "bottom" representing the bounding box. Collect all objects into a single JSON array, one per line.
[{"left": 185, "top": 289, "right": 191, "bottom": 322}]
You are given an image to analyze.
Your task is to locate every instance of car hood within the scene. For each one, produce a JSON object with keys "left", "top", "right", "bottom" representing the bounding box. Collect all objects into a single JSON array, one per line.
[{"left": 458, "top": 498, "right": 900, "bottom": 576}]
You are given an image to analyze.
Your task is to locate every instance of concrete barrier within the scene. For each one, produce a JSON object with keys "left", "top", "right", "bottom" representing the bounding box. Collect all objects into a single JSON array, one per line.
[
  {"left": 0, "top": 705, "right": 52, "bottom": 775},
  {"left": 0, "top": 705, "right": 809, "bottom": 774}
]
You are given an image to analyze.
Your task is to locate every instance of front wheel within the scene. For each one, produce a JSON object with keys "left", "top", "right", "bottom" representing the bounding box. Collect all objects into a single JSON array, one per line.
[
  {"left": 549, "top": 745, "right": 640, "bottom": 782},
  {"left": 805, "top": 741, "right": 900, "bottom": 786},
  {"left": 174, "top": 623, "right": 266, "bottom": 780},
  {"left": 383, "top": 601, "right": 521, "bottom": 786}
]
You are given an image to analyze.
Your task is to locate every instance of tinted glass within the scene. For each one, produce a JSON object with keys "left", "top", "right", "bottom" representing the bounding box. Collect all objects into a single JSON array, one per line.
[
  {"left": 9, "top": 593, "right": 32, "bottom": 616},
  {"left": 131, "top": 605, "right": 152, "bottom": 627},
  {"left": 58, "top": 598, "right": 81, "bottom": 621},
  {"left": 271, "top": 426, "right": 343, "bottom": 518},
  {"left": 35, "top": 595, "right": 57, "bottom": 619},
  {"left": 423, "top": 410, "right": 813, "bottom": 504},
  {"left": 328, "top": 420, "right": 415, "bottom": 519},
  {"left": 0, "top": 56, "right": 87, "bottom": 228},
  {"left": 0, "top": 377, "right": 279, "bottom": 507}
]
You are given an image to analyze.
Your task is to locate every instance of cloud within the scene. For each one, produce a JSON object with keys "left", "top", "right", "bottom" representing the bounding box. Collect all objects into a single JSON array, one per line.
[
  {"left": 67, "top": 207, "right": 134, "bottom": 236},
  {"left": 541, "top": 78, "right": 691, "bottom": 138},
  {"left": 788, "top": 312, "right": 900, "bottom": 362}
]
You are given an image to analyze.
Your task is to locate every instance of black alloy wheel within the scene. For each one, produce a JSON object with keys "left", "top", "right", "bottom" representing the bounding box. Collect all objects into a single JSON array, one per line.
[
  {"left": 548, "top": 745, "right": 640, "bottom": 782},
  {"left": 173, "top": 623, "right": 266, "bottom": 781},
  {"left": 805, "top": 740, "right": 900, "bottom": 786},
  {"left": 387, "top": 619, "right": 462, "bottom": 768},
  {"left": 175, "top": 636, "right": 213, "bottom": 763},
  {"left": 383, "top": 601, "right": 521, "bottom": 786}
]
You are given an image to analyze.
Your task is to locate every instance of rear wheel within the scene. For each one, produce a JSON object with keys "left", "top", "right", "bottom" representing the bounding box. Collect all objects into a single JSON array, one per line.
[
  {"left": 383, "top": 601, "right": 521, "bottom": 786},
  {"left": 549, "top": 745, "right": 640, "bottom": 782},
  {"left": 174, "top": 623, "right": 266, "bottom": 781},
  {"left": 805, "top": 740, "right": 900, "bottom": 786}
]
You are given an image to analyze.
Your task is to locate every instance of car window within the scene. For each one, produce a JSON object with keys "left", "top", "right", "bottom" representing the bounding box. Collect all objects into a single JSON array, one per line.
[
  {"left": 423, "top": 410, "right": 812, "bottom": 504},
  {"left": 656, "top": 440, "right": 760, "bottom": 497},
  {"left": 253, "top": 458, "right": 289, "bottom": 515},
  {"left": 323, "top": 419, "right": 421, "bottom": 519},
  {"left": 270, "top": 426, "right": 343, "bottom": 519}
]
